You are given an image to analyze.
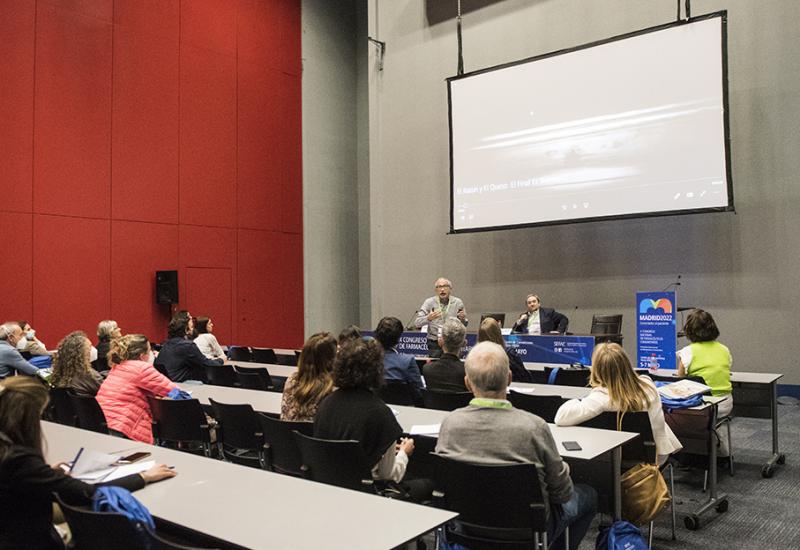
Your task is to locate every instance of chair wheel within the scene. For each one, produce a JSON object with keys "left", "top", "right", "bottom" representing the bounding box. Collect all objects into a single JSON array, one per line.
[
  {"left": 715, "top": 500, "right": 728, "bottom": 513},
  {"left": 777, "top": 454, "right": 786, "bottom": 465},
  {"left": 762, "top": 465, "right": 774, "bottom": 478},
  {"left": 684, "top": 515, "right": 700, "bottom": 530}
]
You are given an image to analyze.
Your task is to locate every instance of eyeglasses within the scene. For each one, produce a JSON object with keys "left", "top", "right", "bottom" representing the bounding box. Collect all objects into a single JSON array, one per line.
[{"left": 435, "top": 284, "right": 451, "bottom": 289}]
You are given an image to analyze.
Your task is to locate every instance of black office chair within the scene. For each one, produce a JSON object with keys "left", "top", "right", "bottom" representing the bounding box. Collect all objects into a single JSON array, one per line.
[
  {"left": 431, "top": 454, "right": 550, "bottom": 550},
  {"left": 580, "top": 411, "right": 676, "bottom": 543},
  {"left": 421, "top": 389, "right": 472, "bottom": 411},
  {"left": 251, "top": 347, "right": 278, "bottom": 364},
  {"left": 258, "top": 413, "right": 313, "bottom": 476},
  {"left": 293, "top": 431, "right": 377, "bottom": 493},
  {"left": 147, "top": 396, "right": 214, "bottom": 457},
  {"left": 208, "top": 399, "right": 263, "bottom": 468},
  {"left": 203, "top": 364, "right": 239, "bottom": 388},
  {"left": 68, "top": 392, "right": 109, "bottom": 434},
  {"left": 376, "top": 381, "right": 416, "bottom": 406},
  {"left": 507, "top": 391, "right": 566, "bottom": 423},
  {"left": 233, "top": 366, "right": 275, "bottom": 391},
  {"left": 590, "top": 314, "right": 623, "bottom": 344},
  {"left": 543, "top": 366, "right": 590, "bottom": 387},
  {"left": 228, "top": 346, "right": 253, "bottom": 362},
  {"left": 276, "top": 350, "right": 300, "bottom": 366},
  {"left": 48, "top": 387, "right": 78, "bottom": 426}
]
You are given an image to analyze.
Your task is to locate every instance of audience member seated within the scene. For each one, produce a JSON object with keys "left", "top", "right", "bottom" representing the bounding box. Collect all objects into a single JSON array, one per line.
[
  {"left": 0, "top": 322, "right": 39, "bottom": 378},
  {"left": 176, "top": 309, "right": 198, "bottom": 339},
  {"left": 281, "top": 332, "right": 337, "bottom": 421},
  {"left": 677, "top": 308, "right": 733, "bottom": 455},
  {"left": 435, "top": 341, "right": 597, "bottom": 550},
  {"left": 511, "top": 294, "right": 569, "bottom": 334},
  {"left": 50, "top": 331, "right": 105, "bottom": 398},
  {"left": 0, "top": 376, "right": 176, "bottom": 550},
  {"left": 421, "top": 319, "right": 467, "bottom": 392},
  {"left": 94, "top": 319, "right": 121, "bottom": 372},
  {"left": 337, "top": 324, "right": 362, "bottom": 349},
  {"left": 478, "top": 317, "right": 533, "bottom": 383},
  {"left": 97, "top": 334, "right": 178, "bottom": 443},
  {"left": 555, "top": 343, "right": 682, "bottom": 465},
  {"left": 15, "top": 321, "right": 52, "bottom": 356},
  {"left": 314, "top": 338, "right": 432, "bottom": 501},
  {"left": 156, "top": 314, "right": 223, "bottom": 383},
  {"left": 193, "top": 316, "right": 227, "bottom": 361},
  {"left": 374, "top": 316, "right": 424, "bottom": 404}
]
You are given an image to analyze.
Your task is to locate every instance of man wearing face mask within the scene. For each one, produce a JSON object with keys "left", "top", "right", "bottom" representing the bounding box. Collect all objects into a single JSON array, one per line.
[
  {"left": 15, "top": 321, "right": 51, "bottom": 356},
  {"left": 0, "top": 322, "right": 39, "bottom": 378}
]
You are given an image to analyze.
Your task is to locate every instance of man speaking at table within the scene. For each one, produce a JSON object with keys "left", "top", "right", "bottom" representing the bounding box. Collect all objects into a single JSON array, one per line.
[
  {"left": 412, "top": 278, "right": 468, "bottom": 358},
  {"left": 512, "top": 294, "right": 569, "bottom": 334}
]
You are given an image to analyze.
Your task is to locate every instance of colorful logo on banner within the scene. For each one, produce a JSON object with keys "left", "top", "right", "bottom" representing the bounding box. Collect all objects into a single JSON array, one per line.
[{"left": 636, "top": 291, "right": 677, "bottom": 371}]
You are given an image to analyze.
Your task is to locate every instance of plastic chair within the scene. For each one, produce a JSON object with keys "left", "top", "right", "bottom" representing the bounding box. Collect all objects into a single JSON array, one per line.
[
  {"left": 208, "top": 399, "right": 263, "bottom": 468},
  {"left": 49, "top": 387, "right": 78, "bottom": 426},
  {"left": 543, "top": 367, "right": 590, "bottom": 387},
  {"left": 228, "top": 346, "right": 253, "bottom": 362},
  {"left": 431, "top": 454, "right": 550, "bottom": 550},
  {"left": 293, "top": 431, "right": 376, "bottom": 493},
  {"left": 147, "top": 396, "right": 214, "bottom": 457},
  {"left": 233, "top": 366, "right": 274, "bottom": 391},
  {"left": 258, "top": 413, "right": 313, "bottom": 476},
  {"left": 203, "top": 364, "right": 239, "bottom": 388},
  {"left": 421, "top": 389, "right": 472, "bottom": 411},
  {"left": 507, "top": 391, "right": 566, "bottom": 423},
  {"left": 251, "top": 348, "right": 278, "bottom": 364},
  {"left": 590, "top": 314, "right": 623, "bottom": 344},
  {"left": 68, "top": 392, "right": 109, "bottom": 434},
  {"left": 376, "top": 381, "right": 416, "bottom": 406}
]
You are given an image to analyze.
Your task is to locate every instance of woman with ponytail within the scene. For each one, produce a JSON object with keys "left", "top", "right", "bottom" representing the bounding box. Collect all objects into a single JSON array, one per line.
[
  {"left": 96, "top": 335, "right": 177, "bottom": 443},
  {"left": 0, "top": 377, "right": 175, "bottom": 549}
]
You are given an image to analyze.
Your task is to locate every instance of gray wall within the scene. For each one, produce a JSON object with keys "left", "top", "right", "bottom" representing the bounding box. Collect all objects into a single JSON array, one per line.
[{"left": 362, "top": 0, "right": 800, "bottom": 383}]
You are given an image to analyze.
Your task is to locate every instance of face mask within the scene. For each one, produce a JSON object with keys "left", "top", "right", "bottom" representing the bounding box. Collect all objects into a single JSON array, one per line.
[{"left": 26, "top": 330, "right": 35, "bottom": 339}]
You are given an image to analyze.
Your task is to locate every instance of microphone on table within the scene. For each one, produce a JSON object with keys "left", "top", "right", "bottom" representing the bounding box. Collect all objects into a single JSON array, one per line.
[{"left": 662, "top": 274, "right": 682, "bottom": 292}]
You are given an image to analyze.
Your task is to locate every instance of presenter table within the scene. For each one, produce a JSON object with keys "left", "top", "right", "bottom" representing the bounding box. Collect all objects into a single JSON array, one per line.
[{"left": 43, "top": 422, "right": 456, "bottom": 550}]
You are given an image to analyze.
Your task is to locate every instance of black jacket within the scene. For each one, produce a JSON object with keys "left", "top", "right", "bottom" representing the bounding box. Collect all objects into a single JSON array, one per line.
[
  {"left": 512, "top": 307, "right": 569, "bottom": 334},
  {"left": 155, "top": 338, "right": 223, "bottom": 383},
  {"left": 422, "top": 353, "right": 468, "bottom": 393}
]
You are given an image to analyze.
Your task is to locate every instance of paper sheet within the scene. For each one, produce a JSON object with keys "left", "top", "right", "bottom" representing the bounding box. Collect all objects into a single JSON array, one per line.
[{"left": 409, "top": 424, "right": 441, "bottom": 436}]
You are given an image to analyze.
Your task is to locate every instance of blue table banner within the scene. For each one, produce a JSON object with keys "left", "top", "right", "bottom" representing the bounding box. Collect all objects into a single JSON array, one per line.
[{"left": 636, "top": 291, "right": 677, "bottom": 370}]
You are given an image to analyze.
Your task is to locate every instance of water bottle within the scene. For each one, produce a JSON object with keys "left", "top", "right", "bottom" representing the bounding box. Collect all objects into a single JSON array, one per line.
[{"left": 648, "top": 354, "right": 658, "bottom": 373}]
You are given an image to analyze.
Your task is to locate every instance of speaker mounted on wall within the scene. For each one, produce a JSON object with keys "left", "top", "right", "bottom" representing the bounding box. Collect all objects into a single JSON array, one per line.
[{"left": 156, "top": 270, "right": 179, "bottom": 304}]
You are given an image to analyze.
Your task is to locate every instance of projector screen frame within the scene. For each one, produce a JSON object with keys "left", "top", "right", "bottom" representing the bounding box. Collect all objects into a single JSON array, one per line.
[{"left": 446, "top": 11, "right": 734, "bottom": 234}]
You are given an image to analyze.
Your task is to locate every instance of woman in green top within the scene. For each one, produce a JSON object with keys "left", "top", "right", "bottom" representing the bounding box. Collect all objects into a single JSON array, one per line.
[{"left": 677, "top": 309, "right": 732, "bottom": 454}]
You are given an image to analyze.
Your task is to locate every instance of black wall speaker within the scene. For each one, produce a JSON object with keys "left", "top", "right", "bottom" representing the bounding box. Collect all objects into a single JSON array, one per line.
[{"left": 156, "top": 270, "right": 179, "bottom": 304}]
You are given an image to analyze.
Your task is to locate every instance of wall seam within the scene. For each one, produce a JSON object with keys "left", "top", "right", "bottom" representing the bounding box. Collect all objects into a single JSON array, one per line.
[
  {"left": 30, "top": 0, "right": 38, "bottom": 324},
  {"left": 109, "top": 0, "right": 115, "bottom": 319}
]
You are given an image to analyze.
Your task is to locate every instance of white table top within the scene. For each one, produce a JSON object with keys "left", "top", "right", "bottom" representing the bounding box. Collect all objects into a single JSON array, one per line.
[
  {"left": 653, "top": 368, "right": 783, "bottom": 385},
  {"left": 43, "top": 422, "right": 455, "bottom": 550},
  {"left": 509, "top": 382, "right": 590, "bottom": 399},
  {"left": 227, "top": 360, "right": 296, "bottom": 378}
]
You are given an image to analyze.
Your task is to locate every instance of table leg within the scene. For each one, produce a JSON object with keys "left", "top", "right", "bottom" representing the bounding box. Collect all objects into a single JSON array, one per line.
[
  {"left": 612, "top": 447, "right": 622, "bottom": 520},
  {"left": 762, "top": 381, "right": 786, "bottom": 478},
  {"left": 685, "top": 401, "right": 728, "bottom": 530}
]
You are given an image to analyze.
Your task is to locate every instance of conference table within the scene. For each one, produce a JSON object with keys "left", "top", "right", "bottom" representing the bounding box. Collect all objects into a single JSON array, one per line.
[
  {"left": 178, "top": 381, "right": 638, "bottom": 519},
  {"left": 43, "top": 422, "right": 456, "bottom": 550}
]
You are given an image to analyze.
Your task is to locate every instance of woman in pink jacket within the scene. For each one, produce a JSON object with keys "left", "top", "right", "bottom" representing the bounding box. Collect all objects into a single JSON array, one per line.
[{"left": 96, "top": 334, "right": 177, "bottom": 443}]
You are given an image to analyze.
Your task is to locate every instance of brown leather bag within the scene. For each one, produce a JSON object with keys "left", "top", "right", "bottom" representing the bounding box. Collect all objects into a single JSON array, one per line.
[{"left": 617, "top": 412, "right": 670, "bottom": 525}]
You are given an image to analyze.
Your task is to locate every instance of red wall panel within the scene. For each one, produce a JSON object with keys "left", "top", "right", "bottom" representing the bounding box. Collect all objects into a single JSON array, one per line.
[
  {"left": 186, "top": 267, "right": 233, "bottom": 344},
  {"left": 38, "top": 0, "right": 112, "bottom": 22},
  {"left": 179, "top": 43, "right": 237, "bottom": 228},
  {"left": 32, "top": 214, "right": 111, "bottom": 346},
  {"left": 277, "top": 73, "right": 303, "bottom": 235},
  {"left": 238, "top": 0, "right": 301, "bottom": 77},
  {"left": 110, "top": 221, "right": 178, "bottom": 342},
  {"left": 114, "top": 0, "right": 179, "bottom": 38},
  {"left": 237, "top": 229, "right": 283, "bottom": 347},
  {"left": 33, "top": 4, "right": 112, "bottom": 218},
  {"left": 0, "top": 2, "right": 35, "bottom": 213},
  {"left": 278, "top": 232, "right": 304, "bottom": 347},
  {"left": 0, "top": 212, "right": 33, "bottom": 322},
  {"left": 112, "top": 24, "right": 180, "bottom": 224},
  {"left": 180, "top": 0, "right": 237, "bottom": 56}
]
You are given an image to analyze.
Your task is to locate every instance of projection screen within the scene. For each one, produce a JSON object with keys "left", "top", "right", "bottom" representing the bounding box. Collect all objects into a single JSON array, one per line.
[{"left": 448, "top": 12, "right": 733, "bottom": 233}]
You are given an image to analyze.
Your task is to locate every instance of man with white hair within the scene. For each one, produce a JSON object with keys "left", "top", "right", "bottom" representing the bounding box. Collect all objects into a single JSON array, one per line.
[
  {"left": 0, "top": 322, "right": 39, "bottom": 378},
  {"left": 412, "top": 277, "right": 468, "bottom": 358},
  {"left": 422, "top": 318, "right": 467, "bottom": 392},
  {"left": 435, "top": 341, "right": 597, "bottom": 550}
]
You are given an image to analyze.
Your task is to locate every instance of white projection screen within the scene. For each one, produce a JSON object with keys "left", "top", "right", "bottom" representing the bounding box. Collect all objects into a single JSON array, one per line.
[{"left": 448, "top": 13, "right": 733, "bottom": 233}]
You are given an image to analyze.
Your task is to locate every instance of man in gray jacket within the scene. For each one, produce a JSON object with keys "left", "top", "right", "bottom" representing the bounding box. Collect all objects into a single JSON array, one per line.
[
  {"left": 412, "top": 277, "right": 468, "bottom": 358},
  {"left": 435, "top": 341, "right": 596, "bottom": 550},
  {"left": 0, "top": 322, "right": 39, "bottom": 378}
]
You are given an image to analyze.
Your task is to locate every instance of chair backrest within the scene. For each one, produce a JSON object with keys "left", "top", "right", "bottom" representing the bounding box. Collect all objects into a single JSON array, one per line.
[
  {"left": 203, "top": 364, "right": 239, "bottom": 388},
  {"left": 258, "top": 413, "right": 313, "bottom": 476},
  {"left": 421, "top": 389, "right": 473, "bottom": 411},
  {"left": 251, "top": 347, "right": 278, "bottom": 364},
  {"left": 228, "top": 346, "right": 253, "bottom": 362},
  {"left": 146, "top": 396, "right": 211, "bottom": 448},
  {"left": 49, "top": 387, "right": 78, "bottom": 426},
  {"left": 56, "top": 494, "right": 149, "bottom": 550},
  {"left": 276, "top": 351, "right": 299, "bottom": 366},
  {"left": 209, "top": 398, "right": 262, "bottom": 454},
  {"left": 233, "top": 367, "right": 273, "bottom": 391},
  {"left": 544, "top": 367, "right": 590, "bottom": 387},
  {"left": 507, "top": 391, "right": 566, "bottom": 423},
  {"left": 431, "top": 454, "right": 547, "bottom": 531},
  {"left": 293, "top": 431, "right": 374, "bottom": 492},
  {"left": 590, "top": 314, "right": 623, "bottom": 335},
  {"left": 68, "top": 392, "right": 109, "bottom": 434},
  {"left": 663, "top": 406, "right": 715, "bottom": 455},
  {"left": 579, "top": 411, "right": 656, "bottom": 464},
  {"left": 376, "top": 381, "right": 416, "bottom": 406}
]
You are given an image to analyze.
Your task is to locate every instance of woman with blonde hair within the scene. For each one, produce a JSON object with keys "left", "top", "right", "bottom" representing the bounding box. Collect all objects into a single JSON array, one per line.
[
  {"left": 0, "top": 376, "right": 175, "bottom": 550},
  {"left": 50, "top": 331, "right": 104, "bottom": 397},
  {"left": 555, "top": 343, "right": 681, "bottom": 464},
  {"left": 94, "top": 319, "right": 122, "bottom": 372},
  {"left": 281, "top": 332, "right": 337, "bottom": 421},
  {"left": 96, "top": 334, "right": 177, "bottom": 443},
  {"left": 477, "top": 317, "right": 533, "bottom": 383}
]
